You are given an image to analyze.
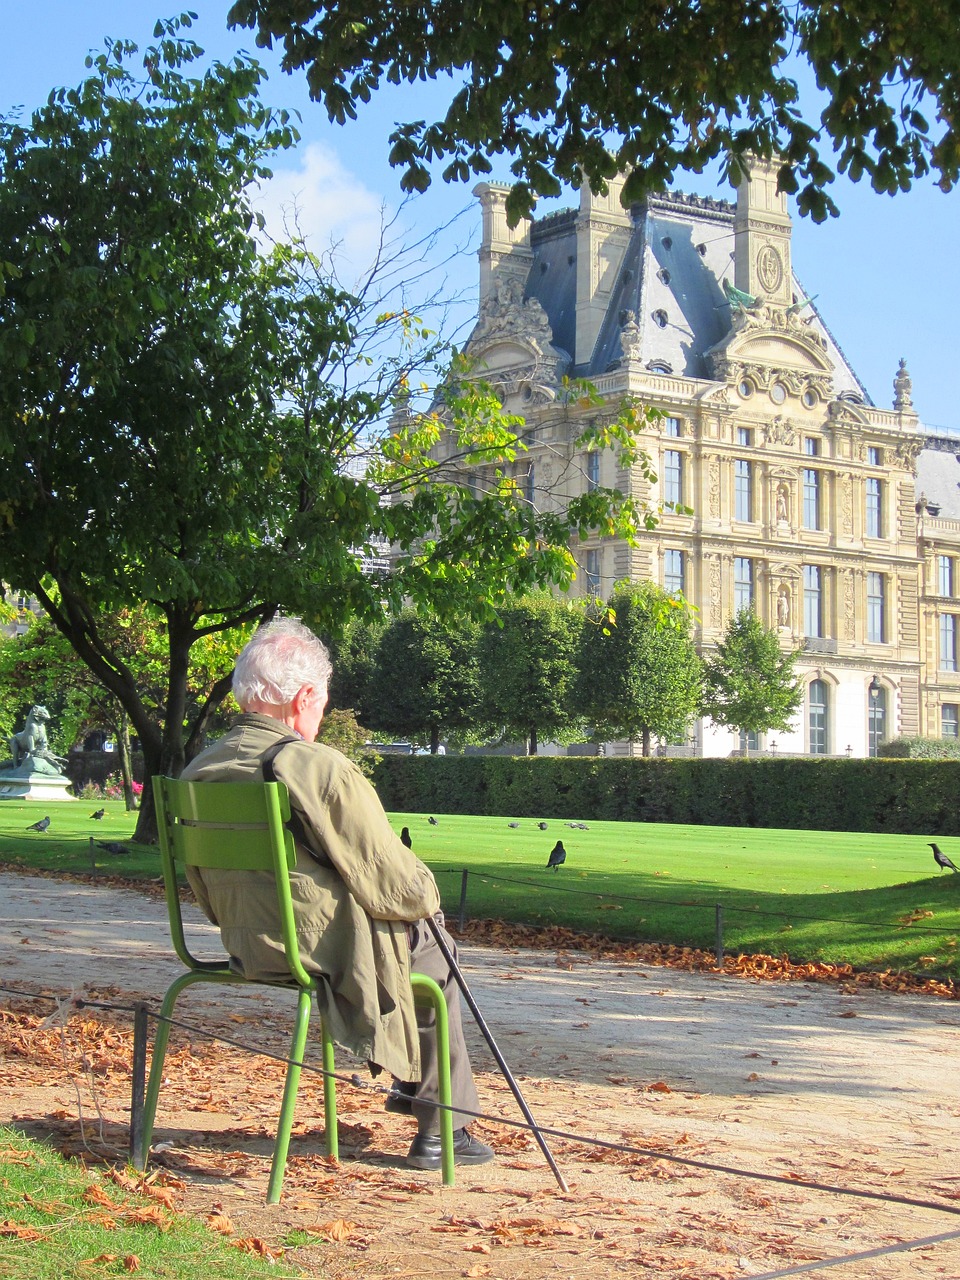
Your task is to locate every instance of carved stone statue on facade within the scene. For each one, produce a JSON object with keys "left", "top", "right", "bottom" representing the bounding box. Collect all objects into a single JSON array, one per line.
[
  {"left": 777, "top": 587, "right": 791, "bottom": 628},
  {"left": 776, "top": 483, "right": 790, "bottom": 523},
  {"left": 893, "top": 358, "right": 913, "bottom": 412}
]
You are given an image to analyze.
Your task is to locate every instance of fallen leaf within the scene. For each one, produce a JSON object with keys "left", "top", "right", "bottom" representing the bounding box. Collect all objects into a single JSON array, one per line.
[
  {"left": 122, "top": 1257, "right": 140, "bottom": 1273},
  {"left": 205, "top": 1213, "right": 234, "bottom": 1236},
  {"left": 464, "top": 1243, "right": 491, "bottom": 1254}
]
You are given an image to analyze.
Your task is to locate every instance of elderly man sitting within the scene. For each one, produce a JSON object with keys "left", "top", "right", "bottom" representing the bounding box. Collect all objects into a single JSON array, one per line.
[{"left": 182, "top": 617, "right": 492, "bottom": 1170}]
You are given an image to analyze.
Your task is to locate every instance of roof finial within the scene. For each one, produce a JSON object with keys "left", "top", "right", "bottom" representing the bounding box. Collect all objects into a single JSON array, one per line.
[{"left": 894, "top": 358, "right": 913, "bottom": 411}]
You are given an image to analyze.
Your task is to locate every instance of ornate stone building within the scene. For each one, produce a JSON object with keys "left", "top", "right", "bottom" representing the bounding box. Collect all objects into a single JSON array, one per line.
[{"left": 457, "top": 160, "right": 960, "bottom": 757}]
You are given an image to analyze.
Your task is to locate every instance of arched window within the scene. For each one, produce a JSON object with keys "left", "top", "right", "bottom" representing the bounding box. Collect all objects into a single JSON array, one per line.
[
  {"left": 809, "top": 680, "right": 828, "bottom": 755},
  {"left": 868, "top": 685, "right": 887, "bottom": 757}
]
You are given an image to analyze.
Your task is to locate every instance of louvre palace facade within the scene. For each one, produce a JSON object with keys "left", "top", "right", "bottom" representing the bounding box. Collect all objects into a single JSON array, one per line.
[{"left": 449, "top": 159, "right": 960, "bottom": 758}]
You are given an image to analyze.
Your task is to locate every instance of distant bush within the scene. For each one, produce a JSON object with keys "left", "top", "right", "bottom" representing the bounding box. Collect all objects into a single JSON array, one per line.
[
  {"left": 883, "top": 736, "right": 960, "bottom": 760},
  {"left": 372, "top": 755, "right": 960, "bottom": 834}
]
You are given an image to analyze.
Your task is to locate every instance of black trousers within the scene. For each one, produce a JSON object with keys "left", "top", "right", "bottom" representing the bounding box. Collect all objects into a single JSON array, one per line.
[{"left": 403, "top": 919, "right": 480, "bottom": 1135}]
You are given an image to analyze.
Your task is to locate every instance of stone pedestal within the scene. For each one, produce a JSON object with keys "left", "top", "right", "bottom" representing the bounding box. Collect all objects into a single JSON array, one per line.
[{"left": 0, "top": 764, "right": 75, "bottom": 802}]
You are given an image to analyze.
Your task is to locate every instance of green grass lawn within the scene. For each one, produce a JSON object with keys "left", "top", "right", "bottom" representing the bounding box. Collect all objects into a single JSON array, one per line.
[
  {"left": 0, "top": 1127, "right": 293, "bottom": 1280},
  {"left": 0, "top": 800, "right": 957, "bottom": 979}
]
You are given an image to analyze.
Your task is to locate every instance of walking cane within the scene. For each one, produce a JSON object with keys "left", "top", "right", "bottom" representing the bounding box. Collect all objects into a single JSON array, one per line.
[{"left": 425, "top": 915, "right": 569, "bottom": 1192}]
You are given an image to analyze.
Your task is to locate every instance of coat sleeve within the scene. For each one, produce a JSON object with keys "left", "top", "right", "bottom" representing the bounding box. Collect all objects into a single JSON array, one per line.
[{"left": 277, "top": 746, "right": 441, "bottom": 923}]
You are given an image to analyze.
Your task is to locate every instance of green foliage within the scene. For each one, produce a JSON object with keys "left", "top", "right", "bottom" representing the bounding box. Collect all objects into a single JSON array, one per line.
[
  {"left": 701, "top": 608, "right": 803, "bottom": 741},
  {"left": 0, "top": 25, "right": 658, "bottom": 839},
  {"left": 326, "top": 616, "right": 386, "bottom": 723},
  {"left": 228, "top": 0, "right": 960, "bottom": 223},
  {"left": 316, "top": 706, "right": 380, "bottom": 775},
  {"left": 576, "top": 582, "right": 702, "bottom": 754},
  {"left": 372, "top": 755, "right": 960, "bottom": 835},
  {"left": 479, "top": 593, "right": 585, "bottom": 754},
  {"left": 884, "top": 736, "right": 960, "bottom": 760},
  {"left": 366, "top": 609, "right": 483, "bottom": 751}
]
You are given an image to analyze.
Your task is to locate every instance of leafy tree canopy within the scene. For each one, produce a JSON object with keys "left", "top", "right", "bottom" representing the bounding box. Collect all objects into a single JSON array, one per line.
[
  {"left": 0, "top": 19, "right": 654, "bottom": 837},
  {"left": 479, "top": 593, "right": 585, "bottom": 755},
  {"left": 366, "top": 608, "right": 483, "bottom": 753},
  {"left": 577, "top": 582, "right": 702, "bottom": 756},
  {"left": 701, "top": 607, "right": 803, "bottom": 739},
  {"left": 228, "top": 0, "right": 960, "bottom": 222}
]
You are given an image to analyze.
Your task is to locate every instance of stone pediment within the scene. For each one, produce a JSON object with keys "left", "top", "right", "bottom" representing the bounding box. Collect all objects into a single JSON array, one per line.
[
  {"left": 466, "top": 274, "right": 570, "bottom": 400},
  {"left": 705, "top": 303, "right": 834, "bottom": 398}
]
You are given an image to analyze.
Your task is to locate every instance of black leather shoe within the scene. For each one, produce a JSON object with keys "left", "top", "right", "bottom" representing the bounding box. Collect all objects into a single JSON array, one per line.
[{"left": 406, "top": 1127, "right": 494, "bottom": 1170}]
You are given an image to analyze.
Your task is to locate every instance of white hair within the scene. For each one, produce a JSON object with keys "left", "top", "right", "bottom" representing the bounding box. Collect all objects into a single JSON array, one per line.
[{"left": 233, "top": 617, "right": 332, "bottom": 709}]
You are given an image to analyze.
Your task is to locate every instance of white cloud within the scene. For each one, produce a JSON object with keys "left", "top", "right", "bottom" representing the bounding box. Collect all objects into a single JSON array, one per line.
[{"left": 253, "top": 142, "right": 389, "bottom": 280}]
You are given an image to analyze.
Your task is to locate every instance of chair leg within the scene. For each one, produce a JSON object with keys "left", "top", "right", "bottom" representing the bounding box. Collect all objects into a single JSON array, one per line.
[
  {"left": 138, "top": 971, "right": 217, "bottom": 1171},
  {"left": 411, "top": 973, "right": 455, "bottom": 1186},
  {"left": 267, "top": 986, "right": 313, "bottom": 1204},
  {"left": 320, "top": 1017, "right": 338, "bottom": 1160}
]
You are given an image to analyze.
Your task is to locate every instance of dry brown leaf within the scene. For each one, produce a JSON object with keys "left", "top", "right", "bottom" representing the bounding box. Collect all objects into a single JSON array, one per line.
[
  {"left": 646, "top": 1081, "right": 672, "bottom": 1093},
  {"left": 0, "top": 1219, "right": 46, "bottom": 1241},
  {"left": 463, "top": 1243, "right": 491, "bottom": 1254},
  {"left": 80, "top": 1254, "right": 118, "bottom": 1266},
  {"left": 231, "top": 1237, "right": 284, "bottom": 1259},
  {"left": 305, "top": 1219, "right": 359, "bottom": 1242},
  {"left": 122, "top": 1256, "right": 140, "bottom": 1273},
  {"left": 205, "top": 1213, "right": 235, "bottom": 1236},
  {"left": 119, "top": 1206, "right": 169, "bottom": 1232},
  {"left": 83, "top": 1185, "right": 117, "bottom": 1209},
  {"left": 838, "top": 1011, "right": 857, "bottom": 1019}
]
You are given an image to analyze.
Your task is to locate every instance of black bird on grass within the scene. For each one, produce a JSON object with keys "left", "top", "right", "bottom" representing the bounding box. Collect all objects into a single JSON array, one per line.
[
  {"left": 25, "top": 816, "right": 50, "bottom": 833},
  {"left": 546, "top": 840, "right": 567, "bottom": 872},
  {"left": 930, "top": 842, "right": 960, "bottom": 873},
  {"left": 98, "top": 841, "right": 130, "bottom": 857},
  {"left": 537, "top": 821, "right": 548, "bottom": 831},
  {"left": 428, "top": 816, "right": 438, "bottom": 826},
  {"left": 400, "top": 826, "right": 412, "bottom": 849},
  {"left": 90, "top": 808, "right": 106, "bottom": 820},
  {"left": 508, "top": 821, "right": 520, "bottom": 829}
]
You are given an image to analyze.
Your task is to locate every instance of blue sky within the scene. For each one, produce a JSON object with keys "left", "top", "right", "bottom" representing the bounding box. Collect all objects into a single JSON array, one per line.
[{"left": 5, "top": 1, "right": 958, "bottom": 428}]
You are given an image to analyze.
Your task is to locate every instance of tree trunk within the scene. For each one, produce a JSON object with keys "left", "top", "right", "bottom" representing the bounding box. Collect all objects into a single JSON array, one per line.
[
  {"left": 528, "top": 726, "right": 538, "bottom": 756},
  {"left": 117, "top": 710, "right": 136, "bottom": 811},
  {"left": 430, "top": 724, "right": 440, "bottom": 754},
  {"left": 641, "top": 727, "right": 651, "bottom": 757}
]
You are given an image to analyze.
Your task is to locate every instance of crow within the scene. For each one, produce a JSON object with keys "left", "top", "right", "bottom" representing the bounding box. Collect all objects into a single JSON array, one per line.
[
  {"left": 400, "top": 826, "right": 412, "bottom": 849},
  {"left": 546, "top": 840, "right": 567, "bottom": 872},
  {"left": 90, "top": 808, "right": 106, "bottom": 820},
  {"left": 508, "top": 821, "right": 520, "bottom": 829},
  {"left": 428, "top": 816, "right": 438, "bottom": 826},
  {"left": 930, "top": 842, "right": 960, "bottom": 873},
  {"left": 97, "top": 841, "right": 130, "bottom": 856},
  {"left": 25, "top": 816, "right": 50, "bottom": 833},
  {"left": 537, "top": 821, "right": 548, "bottom": 830}
]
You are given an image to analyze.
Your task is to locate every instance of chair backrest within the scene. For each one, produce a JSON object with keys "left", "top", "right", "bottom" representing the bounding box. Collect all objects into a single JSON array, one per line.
[{"left": 152, "top": 775, "right": 315, "bottom": 989}]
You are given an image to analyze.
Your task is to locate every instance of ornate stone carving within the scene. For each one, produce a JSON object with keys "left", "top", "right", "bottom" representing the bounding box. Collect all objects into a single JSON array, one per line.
[
  {"left": 893, "top": 358, "right": 913, "bottom": 411},
  {"left": 895, "top": 439, "right": 923, "bottom": 470},
  {"left": 840, "top": 475, "right": 853, "bottom": 535},
  {"left": 472, "top": 275, "right": 551, "bottom": 345},
  {"left": 618, "top": 310, "right": 643, "bottom": 364},
  {"left": 709, "top": 457, "right": 721, "bottom": 518},
  {"left": 764, "top": 416, "right": 796, "bottom": 447},
  {"left": 844, "top": 571, "right": 856, "bottom": 641},
  {"left": 757, "top": 244, "right": 784, "bottom": 295}
]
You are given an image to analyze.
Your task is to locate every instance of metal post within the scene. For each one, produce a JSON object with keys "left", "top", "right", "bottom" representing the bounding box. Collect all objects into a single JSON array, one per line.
[
  {"left": 129, "top": 1002, "right": 148, "bottom": 1168},
  {"left": 715, "top": 904, "right": 724, "bottom": 968},
  {"left": 89, "top": 836, "right": 96, "bottom": 875},
  {"left": 457, "top": 869, "right": 469, "bottom": 932}
]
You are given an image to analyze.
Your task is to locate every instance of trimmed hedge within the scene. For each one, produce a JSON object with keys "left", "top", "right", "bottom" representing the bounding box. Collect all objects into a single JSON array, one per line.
[{"left": 371, "top": 754, "right": 960, "bottom": 835}]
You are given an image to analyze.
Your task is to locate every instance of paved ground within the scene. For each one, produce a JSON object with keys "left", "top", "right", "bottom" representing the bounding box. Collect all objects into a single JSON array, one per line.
[{"left": 2, "top": 871, "right": 960, "bottom": 1279}]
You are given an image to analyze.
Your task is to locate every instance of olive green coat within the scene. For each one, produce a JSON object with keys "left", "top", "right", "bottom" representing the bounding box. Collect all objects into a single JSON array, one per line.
[{"left": 182, "top": 714, "right": 440, "bottom": 1081}]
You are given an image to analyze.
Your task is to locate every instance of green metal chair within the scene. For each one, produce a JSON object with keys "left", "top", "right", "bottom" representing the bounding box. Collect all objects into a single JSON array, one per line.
[{"left": 139, "top": 775, "right": 455, "bottom": 1202}]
